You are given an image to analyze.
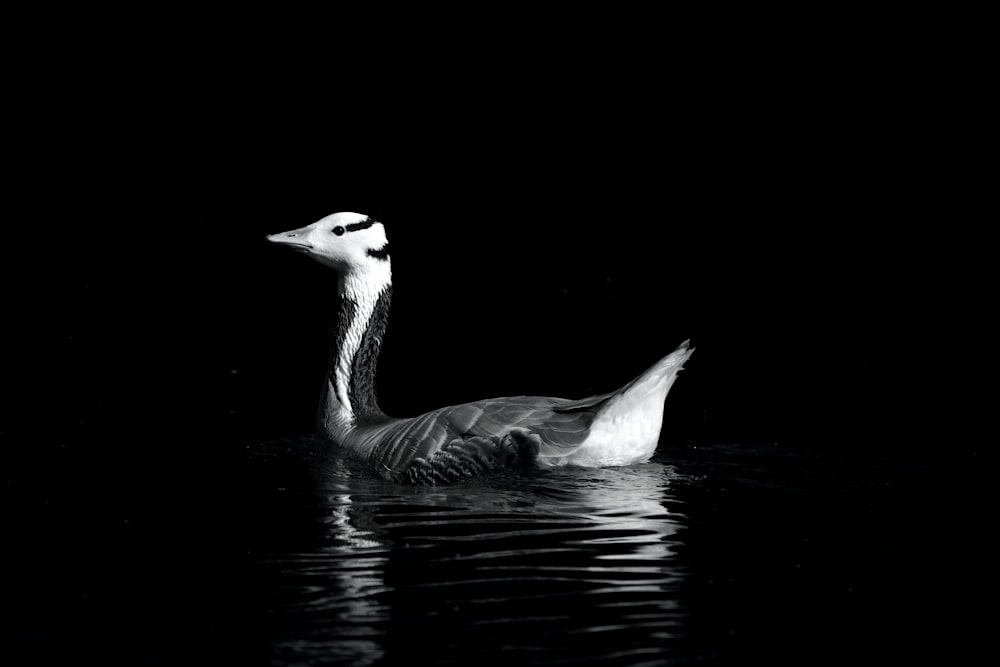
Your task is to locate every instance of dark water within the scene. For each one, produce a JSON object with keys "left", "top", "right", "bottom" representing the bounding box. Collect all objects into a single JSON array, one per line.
[
  {"left": 248, "top": 440, "right": 686, "bottom": 666},
  {"left": 1, "top": 429, "right": 984, "bottom": 666},
  {"left": 240, "top": 438, "right": 982, "bottom": 666}
]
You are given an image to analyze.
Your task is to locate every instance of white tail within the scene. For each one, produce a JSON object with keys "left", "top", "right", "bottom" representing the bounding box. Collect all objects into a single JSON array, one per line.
[{"left": 564, "top": 340, "right": 694, "bottom": 467}]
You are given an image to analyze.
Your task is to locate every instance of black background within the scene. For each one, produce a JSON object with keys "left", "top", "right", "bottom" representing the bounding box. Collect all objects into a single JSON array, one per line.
[
  {"left": 5, "top": 80, "right": 979, "bottom": 457},
  {"left": 1, "top": 22, "right": 989, "bottom": 665}
]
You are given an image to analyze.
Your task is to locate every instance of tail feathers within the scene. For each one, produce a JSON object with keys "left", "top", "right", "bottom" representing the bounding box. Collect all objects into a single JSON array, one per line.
[
  {"left": 552, "top": 340, "right": 694, "bottom": 466},
  {"left": 623, "top": 339, "right": 694, "bottom": 394},
  {"left": 552, "top": 340, "right": 694, "bottom": 415}
]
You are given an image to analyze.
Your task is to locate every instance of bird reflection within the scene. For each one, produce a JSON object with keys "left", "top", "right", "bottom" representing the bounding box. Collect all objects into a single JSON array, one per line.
[{"left": 253, "top": 443, "right": 687, "bottom": 664}]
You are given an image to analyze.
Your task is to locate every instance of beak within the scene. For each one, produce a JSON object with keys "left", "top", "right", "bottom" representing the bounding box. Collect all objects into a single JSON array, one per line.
[{"left": 266, "top": 225, "right": 313, "bottom": 253}]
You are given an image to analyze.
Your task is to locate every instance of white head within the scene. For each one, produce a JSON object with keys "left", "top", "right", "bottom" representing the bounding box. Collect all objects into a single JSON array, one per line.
[{"left": 268, "top": 212, "right": 391, "bottom": 294}]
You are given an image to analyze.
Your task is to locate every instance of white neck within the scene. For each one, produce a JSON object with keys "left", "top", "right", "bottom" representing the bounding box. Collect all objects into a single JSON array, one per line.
[{"left": 321, "top": 260, "right": 393, "bottom": 435}]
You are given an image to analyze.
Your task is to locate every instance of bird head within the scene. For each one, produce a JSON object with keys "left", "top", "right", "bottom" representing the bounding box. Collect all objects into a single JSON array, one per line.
[{"left": 267, "top": 212, "right": 390, "bottom": 274}]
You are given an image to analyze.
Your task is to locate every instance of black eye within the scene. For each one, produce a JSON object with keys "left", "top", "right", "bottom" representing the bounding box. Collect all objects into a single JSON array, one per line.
[{"left": 332, "top": 226, "right": 345, "bottom": 236}]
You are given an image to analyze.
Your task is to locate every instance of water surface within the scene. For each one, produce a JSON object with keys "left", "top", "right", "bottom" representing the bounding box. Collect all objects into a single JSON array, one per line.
[
  {"left": 248, "top": 438, "right": 688, "bottom": 665},
  {"left": 245, "top": 438, "right": 979, "bottom": 666},
  {"left": 0, "top": 434, "right": 980, "bottom": 665}
]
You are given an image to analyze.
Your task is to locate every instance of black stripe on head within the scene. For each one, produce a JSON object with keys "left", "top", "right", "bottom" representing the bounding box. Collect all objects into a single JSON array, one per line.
[
  {"left": 345, "top": 218, "right": 377, "bottom": 233},
  {"left": 367, "top": 242, "right": 390, "bottom": 260}
]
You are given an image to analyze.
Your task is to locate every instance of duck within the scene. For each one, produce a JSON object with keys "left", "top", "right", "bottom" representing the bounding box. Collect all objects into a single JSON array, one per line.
[{"left": 267, "top": 212, "right": 693, "bottom": 485}]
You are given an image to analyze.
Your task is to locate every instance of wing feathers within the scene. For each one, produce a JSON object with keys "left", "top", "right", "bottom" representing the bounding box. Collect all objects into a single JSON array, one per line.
[
  {"left": 351, "top": 396, "right": 597, "bottom": 484},
  {"left": 394, "top": 431, "right": 540, "bottom": 485}
]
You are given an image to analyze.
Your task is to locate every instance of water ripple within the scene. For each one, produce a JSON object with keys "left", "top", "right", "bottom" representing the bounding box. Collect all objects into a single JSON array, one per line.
[{"left": 248, "top": 437, "right": 688, "bottom": 665}]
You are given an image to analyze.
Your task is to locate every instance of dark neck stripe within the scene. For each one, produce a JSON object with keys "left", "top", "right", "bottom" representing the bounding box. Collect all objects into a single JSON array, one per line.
[
  {"left": 346, "top": 219, "right": 376, "bottom": 233},
  {"left": 348, "top": 285, "right": 392, "bottom": 424},
  {"left": 321, "top": 295, "right": 357, "bottom": 429},
  {"left": 327, "top": 297, "right": 356, "bottom": 387},
  {"left": 367, "top": 242, "right": 390, "bottom": 261}
]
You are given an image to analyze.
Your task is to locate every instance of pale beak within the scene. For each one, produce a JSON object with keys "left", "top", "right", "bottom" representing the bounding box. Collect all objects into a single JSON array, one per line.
[{"left": 266, "top": 225, "right": 314, "bottom": 253}]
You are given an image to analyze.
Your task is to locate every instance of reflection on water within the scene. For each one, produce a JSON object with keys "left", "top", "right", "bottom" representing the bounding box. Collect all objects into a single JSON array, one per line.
[
  {"left": 0, "top": 430, "right": 966, "bottom": 663},
  {"left": 246, "top": 438, "right": 975, "bottom": 666},
  {"left": 247, "top": 438, "right": 688, "bottom": 666}
]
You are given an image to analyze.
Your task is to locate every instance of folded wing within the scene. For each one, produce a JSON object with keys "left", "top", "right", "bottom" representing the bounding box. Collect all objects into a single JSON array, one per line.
[{"left": 352, "top": 395, "right": 603, "bottom": 483}]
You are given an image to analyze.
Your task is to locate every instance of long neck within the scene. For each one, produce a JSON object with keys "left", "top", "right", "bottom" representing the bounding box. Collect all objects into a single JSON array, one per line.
[{"left": 321, "top": 267, "right": 393, "bottom": 432}]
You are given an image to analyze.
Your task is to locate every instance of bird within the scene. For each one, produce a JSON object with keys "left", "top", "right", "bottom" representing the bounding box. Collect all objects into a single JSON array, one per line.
[{"left": 267, "top": 212, "right": 693, "bottom": 485}]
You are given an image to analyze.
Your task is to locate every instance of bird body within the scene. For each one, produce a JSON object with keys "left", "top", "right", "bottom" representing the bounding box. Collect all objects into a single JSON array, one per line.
[{"left": 268, "top": 212, "right": 692, "bottom": 485}]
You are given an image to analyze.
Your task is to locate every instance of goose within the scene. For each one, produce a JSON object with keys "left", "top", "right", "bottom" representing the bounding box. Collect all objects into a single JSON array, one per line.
[{"left": 267, "top": 212, "right": 693, "bottom": 485}]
